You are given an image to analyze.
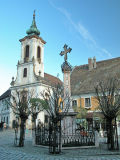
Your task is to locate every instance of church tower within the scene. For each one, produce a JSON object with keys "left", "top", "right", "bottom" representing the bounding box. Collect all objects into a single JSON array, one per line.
[
  {"left": 8, "top": 12, "right": 62, "bottom": 128},
  {"left": 13, "top": 11, "right": 46, "bottom": 86}
]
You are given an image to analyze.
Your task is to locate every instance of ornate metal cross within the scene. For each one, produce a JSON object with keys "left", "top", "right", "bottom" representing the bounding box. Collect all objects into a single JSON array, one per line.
[{"left": 60, "top": 44, "right": 72, "bottom": 62}]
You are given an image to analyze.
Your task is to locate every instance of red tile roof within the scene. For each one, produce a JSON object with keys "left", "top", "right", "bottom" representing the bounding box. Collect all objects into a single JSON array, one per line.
[{"left": 44, "top": 73, "right": 63, "bottom": 87}]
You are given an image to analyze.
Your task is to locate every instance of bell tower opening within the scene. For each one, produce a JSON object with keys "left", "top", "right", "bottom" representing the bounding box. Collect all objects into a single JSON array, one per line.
[
  {"left": 37, "top": 46, "right": 40, "bottom": 58},
  {"left": 23, "top": 68, "right": 27, "bottom": 77},
  {"left": 37, "top": 46, "right": 41, "bottom": 63},
  {"left": 24, "top": 45, "right": 29, "bottom": 62}
]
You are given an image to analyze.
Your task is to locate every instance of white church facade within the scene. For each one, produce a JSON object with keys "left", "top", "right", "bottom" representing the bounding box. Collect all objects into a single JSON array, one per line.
[{"left": 0, "top": 12, "right": 62, "bottom": 128}]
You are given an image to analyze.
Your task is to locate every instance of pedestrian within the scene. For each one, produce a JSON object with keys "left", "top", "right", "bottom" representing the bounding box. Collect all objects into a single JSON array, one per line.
[{"left": 4, "top": 122, "right": 6, "bottom": 130}]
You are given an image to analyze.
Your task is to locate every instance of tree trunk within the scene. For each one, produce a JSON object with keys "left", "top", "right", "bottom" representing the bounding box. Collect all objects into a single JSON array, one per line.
[
  {"left": 107, "top": 119, "right": 114, "bottom": 150},
  {"left": 110, "top": 120, "right": 114, "bottom": 150},
  {"left": 106, "top": 119, "right": 111, "bottom": 145},
  {"left": 19, "top": 119, "right": 26, "bottom": 147},
  {"left": 32, "top": 118, "right": 36, "bottom": 131},
  {"left": 32, "top": 117, "right": 36, "bottom": 145},
  {"left": 49, "top": 119, "right": 58, "bottom": 154},
  {"left": 32, "top": 114, "right": 37, "bottom": 132}
]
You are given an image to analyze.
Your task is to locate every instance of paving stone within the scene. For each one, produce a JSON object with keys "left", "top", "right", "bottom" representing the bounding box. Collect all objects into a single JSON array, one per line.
[{"left": 0, "top": 129, "right": 120, "bottom": 160}]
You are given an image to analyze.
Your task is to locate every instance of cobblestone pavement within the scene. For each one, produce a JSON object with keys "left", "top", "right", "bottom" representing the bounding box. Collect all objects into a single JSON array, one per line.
[{"left": 0, "top": 129, "right": 120, "bottom": 160}]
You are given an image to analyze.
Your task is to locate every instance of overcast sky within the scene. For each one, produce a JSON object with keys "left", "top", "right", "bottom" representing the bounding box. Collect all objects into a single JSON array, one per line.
[{"left": 0, "top": 0, "right": 120, "bottom": 95}]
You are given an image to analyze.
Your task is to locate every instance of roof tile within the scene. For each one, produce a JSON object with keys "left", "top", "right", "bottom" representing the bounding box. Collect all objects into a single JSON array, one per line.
[{"left": 71, "top": 57, "right": 120, "bottom": 95}]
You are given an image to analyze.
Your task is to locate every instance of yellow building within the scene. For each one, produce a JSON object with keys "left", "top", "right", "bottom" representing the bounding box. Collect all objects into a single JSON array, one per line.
[{"left": 70, "top": 57, "right": 120, "bottom": 120}]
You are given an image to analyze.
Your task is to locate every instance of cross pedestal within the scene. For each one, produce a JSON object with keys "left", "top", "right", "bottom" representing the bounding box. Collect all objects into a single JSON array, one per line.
[{"left": 61, "top": 111, "right": 77, "bottom": 135}]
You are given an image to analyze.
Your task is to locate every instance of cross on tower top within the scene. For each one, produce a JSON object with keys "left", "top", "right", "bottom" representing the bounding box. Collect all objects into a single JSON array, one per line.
[
  {"left": 33, "top": 10, "right": 36, "bottom": 17},
  {"left": 60, "top": 44, "right": 72, "bottom": 62}
]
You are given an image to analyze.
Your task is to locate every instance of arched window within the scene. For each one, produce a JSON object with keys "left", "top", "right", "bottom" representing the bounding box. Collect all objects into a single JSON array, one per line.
[
  {"left": 25, "top": 45, "right": 29, "bottom": 58},
  {"left": 37, "top": 46, "right": 41, "bottom": 59},
  {"left": 6, "top": 117, "right": 8, "bottom": 124},
  {"left": 23, "top": 68, "right": 27, "bottom": 77}
]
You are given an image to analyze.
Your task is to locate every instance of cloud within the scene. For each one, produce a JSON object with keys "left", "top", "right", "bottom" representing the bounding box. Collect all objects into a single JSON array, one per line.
[
  {"left": 101, "top": 48, "right": 113, "bottom": 58},
  {"left": 49, "top": 0, "right": 113, "bottom": 59},
  {"left": 77, "top": 23, "right": 97, "bottom": 46}
]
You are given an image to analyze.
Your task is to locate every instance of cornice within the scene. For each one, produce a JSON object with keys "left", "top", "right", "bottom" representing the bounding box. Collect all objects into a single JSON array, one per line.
[{"left": 19, "top": 35, "right": 46, "bottom": 44}]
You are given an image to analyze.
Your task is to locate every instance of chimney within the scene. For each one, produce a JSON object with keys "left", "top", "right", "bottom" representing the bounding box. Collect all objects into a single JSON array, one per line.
[
  {"left": 93, "top": 56, "right": 96, "bottom": 68},
  {"left": 88, "top": 58, "right": 93, "bottom": 70}
]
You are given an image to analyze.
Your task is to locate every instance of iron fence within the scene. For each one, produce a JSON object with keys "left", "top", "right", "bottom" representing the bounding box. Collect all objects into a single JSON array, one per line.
[{"left": 35, "top": 119, "right": 95, "bottom": 148}]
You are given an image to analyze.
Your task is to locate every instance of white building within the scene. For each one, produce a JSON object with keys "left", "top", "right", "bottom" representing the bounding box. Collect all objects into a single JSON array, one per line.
[{"left": 0, "top": 12, "right": 62, "bottom": 128}]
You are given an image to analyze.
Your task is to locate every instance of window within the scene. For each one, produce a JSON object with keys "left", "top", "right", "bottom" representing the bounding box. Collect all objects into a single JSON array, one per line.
[
  {"left": 72, "top": 100, "right": 77, "bottom": 107},
  {"left": 6, "top": 104, "right": 9, "bottom": 110},
  {"left": 45, "top": 115, "right": 49, "bottom": 123},
  {"left": 6, "top": 117, "right": 8, "bottom": 124},
  {"left": 4, "top": 117, "right": 5, "bottom": 122},
  {"left": 60, "top": 101, "right": 63, "bottom": 110},
  {"left": 23, "top": 68, "right": 27, "bottom": 77},
  {"left": 85, "top": 98, "right": 91, "bottom": 108},
  {"left": 37, "top": 46, "right": 41, "bottom": 59},
  {"left": 25, "top": 45, "right": 29, "bottom": 58},
  {"left": 45, "top": 92, "right": 49, "bottom": 100}
]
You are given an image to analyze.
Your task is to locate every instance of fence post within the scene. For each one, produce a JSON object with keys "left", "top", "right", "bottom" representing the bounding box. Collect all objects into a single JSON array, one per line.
[{"left": 95, "top": 131, "right": 99, "bottom": 147}]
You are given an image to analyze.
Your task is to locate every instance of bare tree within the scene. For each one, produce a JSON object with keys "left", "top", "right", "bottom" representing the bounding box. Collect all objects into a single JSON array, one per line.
[
  {"left": 94, "top": 77, "right": 120, "bottom": 150},
  {"left": 40, "top": 83, "right": 71, "bottom": 154},
  {"left": 7, "top": 89, "right": 43, "bottom": 147},
  {"left": 8, "top": 89, "right": 30, "bottom": 147}
]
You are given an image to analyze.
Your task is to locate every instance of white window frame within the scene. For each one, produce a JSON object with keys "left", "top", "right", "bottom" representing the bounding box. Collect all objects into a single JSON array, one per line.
[
  {"left": 72, "top": 100, "right": 77, "bottom": 107},
  {"left": 85, "top": 97, "right": 91, "bottom": 108}
]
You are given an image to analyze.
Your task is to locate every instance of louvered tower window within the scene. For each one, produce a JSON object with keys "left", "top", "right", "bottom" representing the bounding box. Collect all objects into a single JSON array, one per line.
[
  {"left": 23, "top": 68, "right": 27, "bottom": 77},
  {"left": 25, "top": 45, "right": 29, "bottom": 58},
  {"left": 37, "top": 46, "right": 41, "bottom": 58}
]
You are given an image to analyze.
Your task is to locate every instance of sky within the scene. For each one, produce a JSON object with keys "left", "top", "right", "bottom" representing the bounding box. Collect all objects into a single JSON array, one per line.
[{"left": 0, "top": 0, "right": 120, "bottom": 95}]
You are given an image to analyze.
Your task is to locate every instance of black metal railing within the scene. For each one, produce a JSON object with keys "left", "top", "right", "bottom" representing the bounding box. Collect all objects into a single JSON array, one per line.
[{"left": 35, "top": 121, "right": 95, "bottom": 148}]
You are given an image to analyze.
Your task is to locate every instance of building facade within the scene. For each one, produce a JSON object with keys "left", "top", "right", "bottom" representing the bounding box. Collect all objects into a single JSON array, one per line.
[
  {"left": 0, "top": 12, "right": 62, "bottom": 128},
  {"left": 70, "top": 57, "right": 120, "bottom": 135}
]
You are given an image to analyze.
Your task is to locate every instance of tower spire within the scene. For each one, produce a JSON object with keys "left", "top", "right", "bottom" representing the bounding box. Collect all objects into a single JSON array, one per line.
[
  {"left": 32, "top": 10, "right": 36, "bottom": 26},
  {"left": 33, "top": 10, "right": 35, "bottom": 17},
  {"left": 26, "top": 10, "right": 40, "bottom": 36}
]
